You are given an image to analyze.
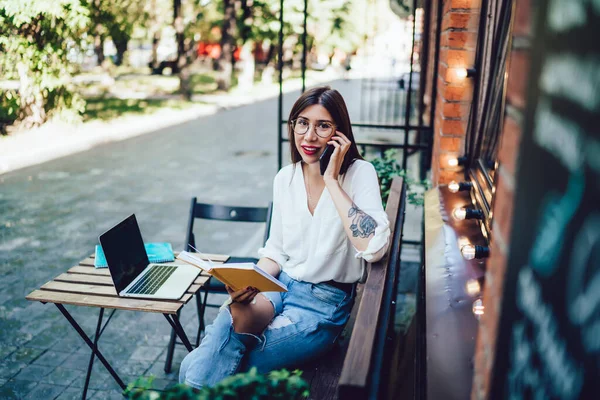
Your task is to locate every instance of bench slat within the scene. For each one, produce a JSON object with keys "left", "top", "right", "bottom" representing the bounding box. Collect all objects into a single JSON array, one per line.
[
  {"left": 26, "top": 290, "right": 183, "bottom": 314},
  {"left": 338, "top": 177, "right": 404, "bottom": 399}
]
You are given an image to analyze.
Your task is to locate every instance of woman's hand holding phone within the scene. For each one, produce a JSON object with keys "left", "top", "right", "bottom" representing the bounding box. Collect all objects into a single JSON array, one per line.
[{"left": 321, "top": 131, "right": 352, "bottom": 183}]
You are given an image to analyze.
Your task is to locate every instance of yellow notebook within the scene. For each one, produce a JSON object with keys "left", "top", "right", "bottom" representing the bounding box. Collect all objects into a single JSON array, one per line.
[{"left": 177, "top": 251, "right": 287, "bottom": 292}]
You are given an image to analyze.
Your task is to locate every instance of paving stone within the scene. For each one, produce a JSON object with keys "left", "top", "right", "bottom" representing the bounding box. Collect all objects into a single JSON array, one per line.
[
  {"left": 32, "top": 350, "right": 72, "bottom": 367},
  {"left": 43, "top": 367, "right": 84, "bottom": 387},
  {"left": 144, "top": 365, "right": 179, "bottom": 382},
  {"left": 129, "top": 346, "right": 164, "bottom": 362},
  {"left": 0, "top": 360, "right": 27, "bottom": 380},
  {"left": 22, "top": 329, "right": 61, "bottom": 350},
  {"left": 0, "top": 345, "right": 17, "bottom": 360},
  {"left": 5, "top": 347, "right": 44, "bottom": 364},
  {"left": 62, "top": 351, "right": 92, "bottom": 371},
  {"left": 0, "top": 379, "right": 39, "bottom": 399},
  {"left": 90, "top": 388, "right": 126, "bottom": 399},
  {"left": 0, "top": 378, "right": 7, "bottom": 386},
  {"left": 23, "top": 383, "right": 66, "bottom": 400},
  {"left": 51, "top": 337, "right": 83, "bottom": 353},
  {"left": 19, "top": 318, "right": 55, "bottom": 337},
  {"left": 55, "top": 386, "right": 91, "bottom": 400},
  {"left": 12, "top": 364, "right": 54, "bottom": 381},
  {"left": 114, "top": 360, "right": 149, "bottom": 377}
]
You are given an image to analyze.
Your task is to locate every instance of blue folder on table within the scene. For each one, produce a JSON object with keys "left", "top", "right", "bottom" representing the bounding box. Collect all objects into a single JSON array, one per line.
[{"left": 94, "top": 242, "right": 175, "bottom": 268}]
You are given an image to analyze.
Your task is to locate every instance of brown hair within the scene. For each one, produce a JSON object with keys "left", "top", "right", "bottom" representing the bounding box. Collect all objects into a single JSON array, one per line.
[{"left": 288, "top": 86, "right": 363, "bottom": 175}]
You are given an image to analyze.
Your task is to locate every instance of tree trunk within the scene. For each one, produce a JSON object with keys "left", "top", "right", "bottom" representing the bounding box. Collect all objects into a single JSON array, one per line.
[
  {"left": 173, "top": 0, "right": 192, "bottom": 99},
  {"left": 216, "top": 0, "right": 237, "bottom": 91},
  {"left": 94, "top": 32, "right": 105, "bottom": 66},
  {"left": 92, "top": 0, "right": 105, "bottom": 66},
  {"left": 17, "top": 62, "right": 46, "bottom": 128},
  {"left": 114, "top": 40, "right": 128, "bottom": 66},
  {"left": 149, "top": 0, "right": 161, "bottom": 72}
]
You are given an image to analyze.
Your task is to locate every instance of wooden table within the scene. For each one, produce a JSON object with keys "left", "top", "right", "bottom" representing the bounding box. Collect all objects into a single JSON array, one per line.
[{"left": 25, "top": 252, "right": 228, "bottom": 398}]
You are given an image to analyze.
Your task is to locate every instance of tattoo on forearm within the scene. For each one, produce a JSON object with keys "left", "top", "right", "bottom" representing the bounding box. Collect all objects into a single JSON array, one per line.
[{"left": 348, "top": 203, "right": 377, "bottom": 238}]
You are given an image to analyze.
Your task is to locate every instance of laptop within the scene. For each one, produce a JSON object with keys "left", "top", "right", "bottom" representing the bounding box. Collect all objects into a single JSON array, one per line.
[{"left": 99, "top": 214, "right": 199, "bottom": 300}]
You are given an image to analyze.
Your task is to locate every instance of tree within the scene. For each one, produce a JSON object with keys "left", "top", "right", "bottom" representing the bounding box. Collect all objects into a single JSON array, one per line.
[
  {"left": 82, "top": 0, "right": 148, "bottom": 67},
  {"left": 216, "top": 0, "right": 237, "bottom": 90},
  {"left": 0, "top": 0, "right": 89, "bottom": 127}
]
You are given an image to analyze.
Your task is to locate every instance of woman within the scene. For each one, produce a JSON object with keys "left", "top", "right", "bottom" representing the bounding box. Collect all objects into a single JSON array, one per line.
[{"left": 179, "top": 86, "right": 390, "bottom": 388}]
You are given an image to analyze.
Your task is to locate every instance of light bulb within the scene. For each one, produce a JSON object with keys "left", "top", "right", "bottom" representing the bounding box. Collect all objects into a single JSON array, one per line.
[
  {"left": 461, "top": 244, "right": 490, "bottom": 260},
  {"left": 453, "top": 207, "right": 467, "bottom": 220},
  {"left": 448, "top": 181, "right": 472, "bottom": 193},
  {"left": 461, "top": 244, "right": 476, "bottom": 260},
  {"left": 448, "top": 157, "right": 459, "bottom": 167},
  {"left": 448, "top": 181, "right": 460, "bottom": 193},
  {"left": 472, "top": 298, "right": 484, "bottom": 319},
  {"left": 465, "top": 278, "right": 481, "bottom": 296},
  {"left": 456, "top": 68, "right": 468, "bottom": 79}
]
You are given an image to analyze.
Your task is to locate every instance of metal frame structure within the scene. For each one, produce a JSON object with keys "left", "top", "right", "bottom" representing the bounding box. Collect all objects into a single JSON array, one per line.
[
  {"left": 276, "top": 0, "right": 432, "bottom": 181},
  {"left": 56, "top": 304, "right": 193, "bottom": 397}
]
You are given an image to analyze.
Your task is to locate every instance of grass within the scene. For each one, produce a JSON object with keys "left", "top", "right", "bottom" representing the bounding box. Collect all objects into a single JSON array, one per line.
[
  {"left": 83, "top": 97, "right": 193, "bottom": 121},
  {"left": 80, "top": 70, "right": 219, "bottom": 121}
]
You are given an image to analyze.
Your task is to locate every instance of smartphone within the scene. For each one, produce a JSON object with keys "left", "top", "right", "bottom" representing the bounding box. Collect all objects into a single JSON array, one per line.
[{"left": 319, "top": 145, "right": 335, "bottom": 175}]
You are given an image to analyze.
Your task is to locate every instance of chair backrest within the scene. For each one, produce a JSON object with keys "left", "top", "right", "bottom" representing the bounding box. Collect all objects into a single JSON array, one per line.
[{"left": 184, "top": 197, "right": 273, "bottom": 252}]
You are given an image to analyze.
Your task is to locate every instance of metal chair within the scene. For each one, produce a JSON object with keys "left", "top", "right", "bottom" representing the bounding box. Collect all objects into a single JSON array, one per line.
[{"left": 164, "top": 197, "right": 273, "bottom": 372}]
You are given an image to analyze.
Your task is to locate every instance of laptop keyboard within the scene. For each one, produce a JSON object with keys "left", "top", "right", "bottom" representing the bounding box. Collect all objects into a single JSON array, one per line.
[{"left": 126, "top": 265, "right": 177, "bottom": 295}]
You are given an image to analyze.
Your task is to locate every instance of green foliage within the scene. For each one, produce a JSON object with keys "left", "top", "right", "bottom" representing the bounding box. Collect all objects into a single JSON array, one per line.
[
  {"left": 0, "top": 0, "right": 89, "bottom": 126},
  {"left": 125, "top": 368, "right": 310, "bottom": 400},
  {"left": 0, "top": 90, "right": 19, "bottom": 126},
  {"left": 370, "top": 149, "right": 431, "bottom": 207}
]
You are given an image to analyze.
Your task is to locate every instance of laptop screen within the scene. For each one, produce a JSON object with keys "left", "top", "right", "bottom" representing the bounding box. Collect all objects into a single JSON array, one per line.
[{"left": 99, "top": 214, "right": 150, "bottom": 293}]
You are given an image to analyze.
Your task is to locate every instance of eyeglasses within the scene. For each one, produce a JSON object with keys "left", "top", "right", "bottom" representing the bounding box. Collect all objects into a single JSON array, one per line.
[{"left": 290, "top": 118, "right": 335, "bottom": 138}]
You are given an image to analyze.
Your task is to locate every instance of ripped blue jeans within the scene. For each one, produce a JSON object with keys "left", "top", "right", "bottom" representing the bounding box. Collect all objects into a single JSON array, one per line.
[{"left": 179, "top": 271, "right": 355, "bottom": 388}]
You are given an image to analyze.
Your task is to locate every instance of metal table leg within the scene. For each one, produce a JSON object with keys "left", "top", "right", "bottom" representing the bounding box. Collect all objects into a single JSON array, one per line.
[
  {"left": 163, "top": 313, "right": 194, "bottom": 373},
  {"left": 82, "top": 308, "right": 104, "bottom": 399},
  {"left": 56, "top": 304, "right": 126, "bottom": 395}
]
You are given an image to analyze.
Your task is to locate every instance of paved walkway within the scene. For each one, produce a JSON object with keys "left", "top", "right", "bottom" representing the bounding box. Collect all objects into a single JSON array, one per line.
[{"left": 0, "top": 77, "right": 422, "bottom": 399}]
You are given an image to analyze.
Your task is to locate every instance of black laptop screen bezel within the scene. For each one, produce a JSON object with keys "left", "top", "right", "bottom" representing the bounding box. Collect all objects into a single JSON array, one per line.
[{"left": 99, "top": 214, "right": 150, "bottom": 294}]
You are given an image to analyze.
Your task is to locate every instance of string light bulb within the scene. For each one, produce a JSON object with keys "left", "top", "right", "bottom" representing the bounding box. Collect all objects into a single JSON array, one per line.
[
  {"left": 465, "top": 278, "right": 482, "bottom": 297},
  {"left": 452, "top": 207, "right": 484, "bottom": 221},
  {"left": 461, "top": 244, "right": 490, "bottom": 260},
  {"left": 456, "top": 68, "right": 477, "bottom": 79},
  {"left": 448, "top": 181, "right": 473, "bottom": 193},
  {"left": 472, "top": 298, "right": 484, "bottom": 319},
  {"left": 447, "top": 155, "right": 468, "bottom": 167}
]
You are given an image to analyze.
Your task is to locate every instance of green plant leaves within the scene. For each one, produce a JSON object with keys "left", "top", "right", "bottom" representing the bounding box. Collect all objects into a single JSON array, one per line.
[
  {"left": 125, "top": 368, "right": 310, "bottom": 400},
  {"left": 369, "top": 149, "right": 430, "bottom": 207}
]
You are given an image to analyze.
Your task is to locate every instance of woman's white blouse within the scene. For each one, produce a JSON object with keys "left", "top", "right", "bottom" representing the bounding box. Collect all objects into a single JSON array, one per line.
[{"left": 258, "top": 160, "right": 390, "bottom": 284}]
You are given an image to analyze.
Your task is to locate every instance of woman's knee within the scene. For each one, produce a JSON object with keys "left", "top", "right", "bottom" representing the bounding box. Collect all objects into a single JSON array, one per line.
[{"left": 230, "top": 294, "right": 275, "bottom": 335}]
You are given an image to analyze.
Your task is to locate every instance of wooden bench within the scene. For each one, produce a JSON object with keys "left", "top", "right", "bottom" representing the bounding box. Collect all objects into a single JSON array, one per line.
[{"left": 301, "top": 176, "right": 407, "bottom": 399}]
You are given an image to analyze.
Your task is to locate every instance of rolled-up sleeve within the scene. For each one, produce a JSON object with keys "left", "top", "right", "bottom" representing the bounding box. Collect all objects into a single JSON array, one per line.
[
  {"left": 351, "top": 162, "right": 390, "bottom": 263},
  {"left": 257, "top": 172, "right": 288, "bottom": 269}
]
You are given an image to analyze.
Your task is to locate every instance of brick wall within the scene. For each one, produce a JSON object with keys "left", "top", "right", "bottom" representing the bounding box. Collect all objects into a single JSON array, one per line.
[
  {"left": 429, "top": 0, "right": 480, "bottom": 185},
  {"left": 470, "top": 0, "right": 531, "bottom": 398}
]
